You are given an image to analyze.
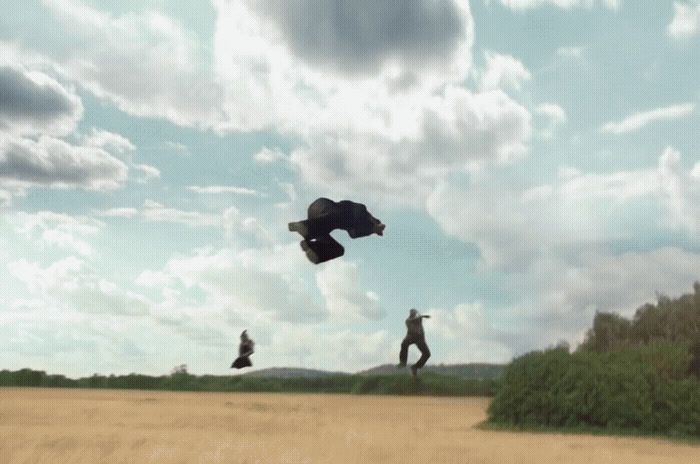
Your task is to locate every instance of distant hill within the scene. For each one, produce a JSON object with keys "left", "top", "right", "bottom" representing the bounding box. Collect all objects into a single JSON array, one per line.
[
  {"left": 358, "top": 363, "right": 504, "bottom": 379},
  {"left": 241, "top": 367, "right": 349, "bottom": 378},
  {"left": 240, "top": 363, "right": 504, "bottom": 379}
]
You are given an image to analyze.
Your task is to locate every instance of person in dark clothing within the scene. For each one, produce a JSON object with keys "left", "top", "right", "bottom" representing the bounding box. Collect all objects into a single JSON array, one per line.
[
  {"left": 231, "top": 330, "right": 255, "bottom": 369},
  {"left": 398, "top": 308, "right": 431, "bottom": 377},
  {"left": 289, "top": 198, "right": 385, "bottom": 264}
]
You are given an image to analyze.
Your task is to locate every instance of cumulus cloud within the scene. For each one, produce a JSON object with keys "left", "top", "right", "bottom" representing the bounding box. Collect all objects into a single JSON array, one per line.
[
  {"left": 0, "top": 64, "right": 131, "bottom": 196},
  {"left": 0, "top": 65, "right": 82, "bottom": 136},
  {"left": 479, "top": 52, "right": 531, "bottom": 92},
  {"left": 81, "top": 128, "right": 135, "bottom": 154},
  {"left": 518, "top": 247, "right": 700, "bottom": 350},
  {"left": 316, "top": 260, "right": 384, "bottom": 320},
  {"left": 246, "top": 0, "right": 471, "bottom": 77},
  {"left": 658, "top": 147, "right": 700, "bottom": 232},
  {"left": 212, "top": 0, "right": 475, "bottom": 130},
  {"left": 0, "top": 135, "right": 129, "bottom": 190},
  {"left": 265, "top": 326, "right": 394, "bottom": 371},
  {"left": 4, "top": 1, "right": 532, "bottom": 207},
  {"left": 9, "top": 211, "right": 104, "bottom": 256},
  {"left": 98, "top": 201, "right": 270, "bottom": 244},
  {"left": 291, "top": 88, "right": 531, "bottom": 204},
  {"left": 489, "top": 0, "right": 619, "bottom": 10},
  {"left": 0, "top": 188, "right": 16, "bottom": 207},
  {"left": 0, "top": 64, "right": 135, "bottom": 200},
  {"left": 154, "top": 245, "right": 326, "bottom": 323},
  {"left": 535, "top": 102, "right": 567, "bottom": 139},
  {"left": 601, "top": 102, "right": 696, "bottom": 134},
  {"left": 8, "top": 256, "right": 150, "bottom": 316},
  {"left": 38, "top": 0, "right": 226, "bottom": 129},
  {"left": 668, "top": 1, "right": 700, "bottom": 39},
  {"left": 99, "top": 200, "right": 224, "bottom": 227},
  {"left": 426, "top": 147, "right": 700, "bottom": 270},
  {"left": 212, "top": 1, "right": 534, "bottom": 203},
  {"left": 555, "top": 46, "right": 586, "bottom": 59},
  {"left": 536, "top": 248, "right": 700, "bottom": 319},
  {"left": 188, "top": 185, "right": 262, "bottom": 196},
  {"left": 133, "top": 164, "right": 161, "bottom": 183},
  {"left": 254, "top": 146, "right": 288, "bottom": 164},
  {"left": 426, "top": 302, "right": 513, "bottom": 362}
]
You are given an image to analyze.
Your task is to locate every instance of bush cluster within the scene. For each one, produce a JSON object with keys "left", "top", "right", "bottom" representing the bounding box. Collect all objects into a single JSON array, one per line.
[{"left": 487, "top": 346, "right": 700, "bottom": 437}]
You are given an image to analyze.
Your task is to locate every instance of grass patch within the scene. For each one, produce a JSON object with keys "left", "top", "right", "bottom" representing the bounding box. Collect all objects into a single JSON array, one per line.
[{"left": 477, "top": 420, "right": 700, "bottom": 445}]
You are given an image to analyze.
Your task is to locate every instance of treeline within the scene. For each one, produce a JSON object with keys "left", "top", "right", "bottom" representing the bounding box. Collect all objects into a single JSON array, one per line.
[
  {"left": 488, "top": 283, "right": 700, "bottom": 438},
  {"left": 0, "top": 368, "right": 497, "bottom": 397},
  {"left": 581, "top": 282, "right": 700, "bottom": 352}
]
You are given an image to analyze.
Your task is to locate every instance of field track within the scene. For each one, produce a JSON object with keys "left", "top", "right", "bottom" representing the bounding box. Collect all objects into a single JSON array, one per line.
[{"left": 0, "top": 388, "right": 697, "bottom": 463}]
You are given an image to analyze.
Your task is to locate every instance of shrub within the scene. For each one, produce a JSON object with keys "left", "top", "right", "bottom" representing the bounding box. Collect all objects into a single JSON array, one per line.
[{"left": 488, "top": 347, "right": 700, "bottom": 437}]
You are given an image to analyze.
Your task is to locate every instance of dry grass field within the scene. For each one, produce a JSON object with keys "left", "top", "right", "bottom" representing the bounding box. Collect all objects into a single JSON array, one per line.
[{"left": 0, "top": 388, "right": 697, "bottom": 463}]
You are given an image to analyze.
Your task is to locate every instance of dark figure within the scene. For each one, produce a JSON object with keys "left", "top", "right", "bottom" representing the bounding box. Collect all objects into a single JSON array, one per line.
[
  {"left": 398, "top": 308, "right": 431, "bottom": 377},
  {"left": 231, "top": 330, "right": 255, "bottom": 369},
  {"left": 288, "top": 198, "right": 385, "bottom": 264}
]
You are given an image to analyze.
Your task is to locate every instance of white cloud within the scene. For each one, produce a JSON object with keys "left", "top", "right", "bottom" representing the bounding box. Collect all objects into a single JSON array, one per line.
[
  {"left": 490, "top": 0, "right": 619, "bottom": 10},
  {"left": 188, "top": 185, "right": 262, "bottom": 196},
  {"left": 133, "top": 164, "right": 161, "bottom": 183},
  {"left": 82, "top": 128, "right": 135, "bottom": 154},
  {"left": 0, "top": 135, "right": 129, "bottom": 191},
  {"left": 555, "top": 46, "right": 586, "bottom": 59},
  {"left": 0, "top": 65, "right": 83, "bottom": 137},
  {"left": 291, "top": 88, "right": 531, "bottom": 205},
  {"left": 253, "top": 146, "right": 288, "bottom": 164},
  {"left": 601, "top": 102, "right": 696, "bottom": 134},
  {"left": 140, "top": 200, "right": 222, "bottom": 226},
  {"left": 265, "top": 326, "right": 395, "bottom": 372},
  {"left": 0, "top": 188, "right": 16, "bottom": 207},
  {"left": 536, "top": 248, "right": 700, "bottom": 319},
  {"left": 213, "top": 1, "right": 531, "bottom": 202},
  {"left": 426, "top": 147, "right": 699, "bottom": 270},
  {"left": 479, "top": 52, "right": 531, "bottom": 92},
  {"left": 96, "top": 201, "right": 272, "bottom": 244},
  {"left": 246, "top": 0, "right": 472, "bottom": 78},
  {"left": 7, "top": 256, "right": 150, "bottom": 316},
  {"left": 4, "top": 1, "right": 532, "bottom": 208},
  {"left": 135, "top": 270, "right": 176, "bottom": 288},
  {"left": 668, "top": 1, "right": 700, "bottom": 39},
  {"left": 658, "top": 146, "right": 700, "bottom": 232},
  {"left": 9, "top": 211, "right": 104, "bottom": 256},
  {"left": 536, "top": 102, "right": 567, "bottom": 139},
  {"left": 163, "top": 141, "right": 190, "bottom": 157},
  {"left": 39, "top": 0, "right": 227, "bottom": 129},
  {"left": 0, "top": 66, "right": 130, "bottom": 202},
  {"left": 212, "top": 0, "right": 475, "bottom": 131},
  {"left": 156, "top": 245, "right": 326, "bottom": 323},
  {"left": 98, "top": 207, "right": 139, "bottom": 218},
  {"left": 518, "top": 248, "right": 700, "bottom": 350},
  {"left": 0, "top": 64, "right": 134, "bottom": 203},
  {"left": 426, "top": 302, "right": 513, "bottom": 363},
  {"left": 316, "top": 260, "right": 384, "bottom": 321},
  {"left": 98, "top": 200, "right": 223, "bottom": 227}
]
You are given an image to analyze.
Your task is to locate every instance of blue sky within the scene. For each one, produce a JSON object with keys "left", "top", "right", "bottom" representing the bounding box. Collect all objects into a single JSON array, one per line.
[{"left": 1, "top": 0, "right": 698, "bottom": 376}]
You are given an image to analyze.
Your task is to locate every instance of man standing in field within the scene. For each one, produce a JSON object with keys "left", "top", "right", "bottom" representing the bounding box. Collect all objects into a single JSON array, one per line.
[{"left": 398, "top": 309, "right": 431, "bottom": 377}]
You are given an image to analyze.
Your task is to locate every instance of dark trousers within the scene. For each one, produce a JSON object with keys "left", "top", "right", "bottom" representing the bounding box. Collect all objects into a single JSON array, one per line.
[{"left": 400, "top": 335, "right": 431, "bottom": 369}]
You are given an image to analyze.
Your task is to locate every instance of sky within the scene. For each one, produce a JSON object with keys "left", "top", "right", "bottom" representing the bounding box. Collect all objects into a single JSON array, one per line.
[{"left": 0, "top": 0, "right": 698, "bottom": 377}]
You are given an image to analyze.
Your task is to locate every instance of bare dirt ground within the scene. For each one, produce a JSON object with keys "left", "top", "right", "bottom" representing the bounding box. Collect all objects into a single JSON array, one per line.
[{"left": 0, "top": 388, "right": 697, "bottom": 464}]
